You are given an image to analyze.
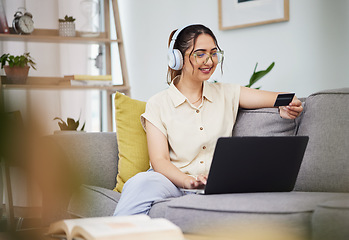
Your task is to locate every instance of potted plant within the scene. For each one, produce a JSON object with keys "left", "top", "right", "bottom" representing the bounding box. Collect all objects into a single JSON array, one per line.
[
  {"left": 58, "top": 15, "right": 76, "bottom": 37},
  {"left": 0, "top": 52, "right": 37, "bottom": 84},
  {"left": 54, "top": 117, "right": 86, "bottom": 133}
]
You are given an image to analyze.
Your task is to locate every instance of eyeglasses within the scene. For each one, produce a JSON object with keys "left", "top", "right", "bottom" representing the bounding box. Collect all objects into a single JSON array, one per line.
[{"left": 192, "top": 50, "right": 224, "bottom": 65}]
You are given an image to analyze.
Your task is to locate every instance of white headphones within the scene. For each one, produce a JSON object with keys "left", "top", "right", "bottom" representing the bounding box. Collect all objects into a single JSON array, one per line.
[{"left": 168, "top": 24, "right": 196, "bottom": 70}]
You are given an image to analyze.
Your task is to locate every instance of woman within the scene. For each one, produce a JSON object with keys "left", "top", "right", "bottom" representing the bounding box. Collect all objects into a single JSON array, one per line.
[{"left": 114, "top": 24, "right": 303, "bottom": 216}]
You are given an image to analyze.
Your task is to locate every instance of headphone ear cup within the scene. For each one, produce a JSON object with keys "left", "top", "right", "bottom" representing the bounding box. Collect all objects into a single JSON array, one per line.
[
  {"left": 169, "top": 49, "right": 183, "bottom": 70},
  {"left": 168, "top": 49, "right": 176, "bottom": 69}
]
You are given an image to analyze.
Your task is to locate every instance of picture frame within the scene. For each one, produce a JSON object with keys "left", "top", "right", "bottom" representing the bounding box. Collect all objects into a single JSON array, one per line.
[{"left": 218, "top": 0, "right": 289, "bottom": 30}]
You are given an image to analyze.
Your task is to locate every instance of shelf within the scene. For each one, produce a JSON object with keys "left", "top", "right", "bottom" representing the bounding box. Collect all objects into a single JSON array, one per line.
[
  {"left": 0, "top": 76, "right": 130, "bottom": 93},
  {"left": 1, "top": 84, "right": 129, "bottom": 92},
  {"left": 0, "top": 28, "right": 120, "bottom": 44},
  {"left": 1, "top": 0, "right": 129, "bottom": 132}
]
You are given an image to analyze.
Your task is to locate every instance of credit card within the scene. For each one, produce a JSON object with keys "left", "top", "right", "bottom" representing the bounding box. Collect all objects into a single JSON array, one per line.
[{"left": 274, "top": 93, "right": 295, "bottom": 107}]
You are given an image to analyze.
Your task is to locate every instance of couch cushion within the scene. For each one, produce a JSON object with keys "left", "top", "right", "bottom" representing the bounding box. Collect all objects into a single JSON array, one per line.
[
  {"left": 295, "top": 88, "right": 349, "bottom": 192},
  {"left": 312, "top": 198, "right": 349, "bottom": 240},
  {"left": 233, "top": 108, "right": 298, "bottom": 136},
  {"left": 114, "top": 92, "right": 150, "bottom": 193},
  {"left": 149, "top": 192, "right": 349, "bottom": 237},
  {"left": 163, "top": 192, "right": 349, "bottom": 214},
  {"left": 68, "top": 184, "right": 121, "bottom": 218}
]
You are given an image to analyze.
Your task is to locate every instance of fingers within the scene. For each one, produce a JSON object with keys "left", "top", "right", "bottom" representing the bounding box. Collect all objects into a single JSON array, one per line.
[
  {"left": 280, "top": 105, "right": 303, "bottom": 119},
  {"left": 290, "top": 98, "right": 302, "bottom": 107},
  {"left": 281, "top": 107, "right": 298, "bottom": 119},
  {"left": 183, "top": 175, "right": 207, "bottom": 189},
  {"left": 284, "top": 110, "right": 298, "bottom": 119},
  {"left": 190, "top": 179, "right": 199, "bottom": 188},
  {"left": 183, "top": 176, "right": 197, "bottom": 189},
  {"left": 279, "top": 96, "right": 304, "bottom": 119},
  {"left": 287, "top": 105, "right": 303, "bottom": 115},
  {"left": 196, "top": 174, "right": 207, "bottom": 185}
]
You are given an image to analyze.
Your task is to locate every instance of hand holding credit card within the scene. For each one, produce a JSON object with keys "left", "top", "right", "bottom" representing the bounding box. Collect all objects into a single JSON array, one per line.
[{"left": 274, "top": 93, "right": 295, "bottom": 107}]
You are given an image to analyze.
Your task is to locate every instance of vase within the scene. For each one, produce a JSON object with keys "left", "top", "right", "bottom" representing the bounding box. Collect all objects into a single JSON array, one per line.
[
  {"left": 3, "top": 65, "right": 30, "bottom": 84},
  {"left": 59, "top": 22, "right": 76, "bottom": 37},
  {"left": 80, "top": 0, "right": 100, "bottom": 37}
]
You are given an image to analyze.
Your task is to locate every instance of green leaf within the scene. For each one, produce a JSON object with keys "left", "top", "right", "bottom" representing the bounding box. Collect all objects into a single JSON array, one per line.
[
  {"left": 80, "top": 122, "right": 86, "bottom": 131},
  {"left": 58, "top": 122, "right": 68, "bottom": 130},
  {"left": 246, "top": 62, "right": 275, "bottom": 89},
  {"left": 0, "top": 54, "right": 9, "bottom": 68},
  {"left": 54, "top": 117, "right": 66, "bottom": 130},
  {"left": 59, "top": 15, "right": 76, "bottom": 22},
  {"left": 246, "top": 63, "right": 258, "bottom": 88},
  {"left": 53, "top": 117, "right": 64, "bottom": 122},
  {"left": 67, "top": 118, "right": 79, "bottom": 130},
  {"left": 28, "top": 60, "right": 37, "bottom": 70}
]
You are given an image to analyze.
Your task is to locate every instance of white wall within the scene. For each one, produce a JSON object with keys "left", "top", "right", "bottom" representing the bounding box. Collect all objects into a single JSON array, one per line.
[{"left": 118, "top": 0, "right": 349, "bottom": 101}]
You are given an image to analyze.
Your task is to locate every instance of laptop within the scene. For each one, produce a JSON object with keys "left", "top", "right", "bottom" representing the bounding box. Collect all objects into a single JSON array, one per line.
[{"left": 181, "top": 136, "right": 309, "bottom": 195}]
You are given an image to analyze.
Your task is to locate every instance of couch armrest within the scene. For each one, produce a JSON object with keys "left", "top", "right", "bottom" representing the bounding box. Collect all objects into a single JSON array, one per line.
[
  {"left": 45, "top": 132, "right": 119, "bottom": 190},
  {"left": 32, "top": 132, "right": 118, "bottom": 225}
]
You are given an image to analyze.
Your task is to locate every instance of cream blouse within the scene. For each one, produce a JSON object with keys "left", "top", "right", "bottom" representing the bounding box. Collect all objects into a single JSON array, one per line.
[{"left": 141, "top": 81, "right": 240, "bottom": 177}]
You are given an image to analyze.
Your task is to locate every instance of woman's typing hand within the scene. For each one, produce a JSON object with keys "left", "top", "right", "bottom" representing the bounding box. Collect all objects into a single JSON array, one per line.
[{"left": 183, "top": 174, "right": 208, "bottom": 189}]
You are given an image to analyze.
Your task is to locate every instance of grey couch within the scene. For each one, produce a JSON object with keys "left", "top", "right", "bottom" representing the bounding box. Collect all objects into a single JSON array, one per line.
[{"left": 43, "top": 88, "right": 349, "bottom": 240}]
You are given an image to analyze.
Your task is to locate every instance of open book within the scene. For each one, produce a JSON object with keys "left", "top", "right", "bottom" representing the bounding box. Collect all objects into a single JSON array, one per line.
[{"left": 47, "top": 215, "right": 184, "bottom": 240}]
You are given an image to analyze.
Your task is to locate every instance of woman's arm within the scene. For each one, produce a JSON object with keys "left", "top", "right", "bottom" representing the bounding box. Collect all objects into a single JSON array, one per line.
[
  {"left": 239, "top": 86, "right": 303, "bottom": 119},
  {"left": 145, "top": 120, "right": 205, "bottom": 189}
]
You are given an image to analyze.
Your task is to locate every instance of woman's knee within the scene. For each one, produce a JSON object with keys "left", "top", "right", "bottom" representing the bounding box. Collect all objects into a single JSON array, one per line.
[
  {"left": 125, "top": 171, "right": 167, "bottom": 189},
  {"left": 123, "top": 171, "right": 180, "bottom": 197}
]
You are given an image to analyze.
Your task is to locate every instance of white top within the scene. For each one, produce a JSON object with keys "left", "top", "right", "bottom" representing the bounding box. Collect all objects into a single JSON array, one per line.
[{"left": 141, "top": 81, "right": 240, "bottom": 177}]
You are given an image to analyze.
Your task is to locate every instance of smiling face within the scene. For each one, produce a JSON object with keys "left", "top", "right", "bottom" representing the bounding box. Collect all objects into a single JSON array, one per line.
[{"left": 181, "top": 34, "right": 219, "bottom": 83}]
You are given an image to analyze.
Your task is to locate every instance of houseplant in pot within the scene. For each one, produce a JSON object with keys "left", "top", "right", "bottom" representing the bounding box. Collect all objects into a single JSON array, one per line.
[
  {"left": 0, "top": 52, "right": 36, "bottom": 84},
  {"left": 54, "top": 117, "right": 86, "bottom": 134},
  {"left": 58, "top": 15, "right": 76, "bottom": 37}
]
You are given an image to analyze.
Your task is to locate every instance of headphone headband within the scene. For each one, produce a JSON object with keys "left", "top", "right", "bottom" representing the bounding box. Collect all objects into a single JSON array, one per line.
[
  {"left": 168, "top": 24, "right": 199, "bottom": 70},
  {"left": 168, "top": 24, "right": 198, "bottom": 51},
  {"left": 171, "top": 25, "right": 189, "bottom": 42}
]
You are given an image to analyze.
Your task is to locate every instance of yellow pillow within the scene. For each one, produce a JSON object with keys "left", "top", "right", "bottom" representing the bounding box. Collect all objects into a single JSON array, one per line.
[{"left": 113, "top": 92, "right": 150, "bottom": 193}]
